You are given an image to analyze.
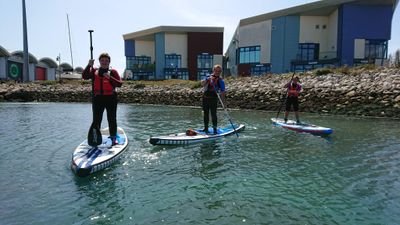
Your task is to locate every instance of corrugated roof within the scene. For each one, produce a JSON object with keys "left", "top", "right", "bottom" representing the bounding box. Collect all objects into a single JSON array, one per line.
[
  {"left": 10, "top": 51, "right": 38, "bottom": 64},
  {"left": 0, "top": 45, "right": 10, "bottom": 57},
  {"left": 39, "top": 57, "right": 58, "bottom": 68}
]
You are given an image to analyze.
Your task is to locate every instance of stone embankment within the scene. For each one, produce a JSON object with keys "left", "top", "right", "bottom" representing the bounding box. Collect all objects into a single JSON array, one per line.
[{"left": 1, "top": 67, "right": 400, "bottom": 118}]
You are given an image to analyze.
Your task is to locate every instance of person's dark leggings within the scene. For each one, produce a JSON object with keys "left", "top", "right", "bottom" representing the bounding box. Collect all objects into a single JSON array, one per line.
[
  {"left": 203, "top": 97, "right": 218, "bottom": 129},
  {"left": 92, "top": 94, "right": 118, "bottom": 137}
]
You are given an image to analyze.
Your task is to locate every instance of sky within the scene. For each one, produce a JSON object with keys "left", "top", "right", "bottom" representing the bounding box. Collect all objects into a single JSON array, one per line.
[{"left": 1, "top": 0, "right": 399, "bottom": 75}]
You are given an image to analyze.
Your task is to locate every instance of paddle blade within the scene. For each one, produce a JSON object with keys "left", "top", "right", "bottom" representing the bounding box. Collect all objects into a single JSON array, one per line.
[{"left": 88, "top": 124, "right": 102, "bottom": 146}]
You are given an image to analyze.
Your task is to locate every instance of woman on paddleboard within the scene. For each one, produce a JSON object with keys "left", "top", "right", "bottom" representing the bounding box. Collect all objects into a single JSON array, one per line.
[
  {"left": 284, "top": 76, "right": 302, "bottom": 124},
  {"left": 82, "top": 53, "right": 122, "bottom": 145},
  {"left": 201, "top": 64, "right": 226, "bottom": 134}
]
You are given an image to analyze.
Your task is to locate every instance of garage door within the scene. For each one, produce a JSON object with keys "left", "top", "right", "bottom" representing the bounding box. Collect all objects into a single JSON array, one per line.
[{"left": 35, "top": 67, "right": 46, "bottom": 80}]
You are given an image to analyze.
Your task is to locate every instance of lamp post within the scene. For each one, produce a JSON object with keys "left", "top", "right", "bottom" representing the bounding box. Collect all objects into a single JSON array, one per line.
[
  {"left": 22, "top": 0, "right": 29, "bottom": 82},
  {"left": 56, "top": 54, "right": 61, "bottom": 81}
]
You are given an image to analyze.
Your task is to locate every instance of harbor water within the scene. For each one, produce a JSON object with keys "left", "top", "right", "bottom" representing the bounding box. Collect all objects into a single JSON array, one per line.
[{"left": 0, "top": 102, "right": 399, "bottom": 225}]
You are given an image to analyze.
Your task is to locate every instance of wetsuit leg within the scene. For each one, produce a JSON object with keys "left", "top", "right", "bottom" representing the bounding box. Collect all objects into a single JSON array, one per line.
[
  {"left": 105, "top": 95, "right": 118, "bottom": 137},
  {"left": 209, "top": 98, "right": 218, "bottom": 128},
  {"left": 202, "top": 97, "right": 210, "bottom": 130},
  {"left": 93, "top": 95, "right": 106, "bottom": 129}
]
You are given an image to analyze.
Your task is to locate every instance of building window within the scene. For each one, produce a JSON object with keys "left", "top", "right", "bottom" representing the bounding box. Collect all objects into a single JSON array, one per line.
[
  {"left": 126, "top": 56, "right": 151, "bottom": 70},
  {"left": 365, "top": 40, "right": 387, "bottom": 59},
  {"left": 297, "top": 43, "right": 319, "bottom": 61},
  {"left": 126, "top": 56, "right": 153, "bottom": 80},
  {"left": 238, "top": 46, "right": 260, "bottom": 64},
  {"left": 165, "top": 54, "right": 181, "bottom": 68},
  {"left": 251, "top": 64, "right": 271, "bottom": 75},
  {"left": 197, "top": 53, "right": 213, "bottom": 80}
]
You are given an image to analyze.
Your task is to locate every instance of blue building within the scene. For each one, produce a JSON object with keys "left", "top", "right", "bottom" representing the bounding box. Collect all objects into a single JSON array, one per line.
[{"left": 225, "top": 0, "right": 399, "bottom": 76}]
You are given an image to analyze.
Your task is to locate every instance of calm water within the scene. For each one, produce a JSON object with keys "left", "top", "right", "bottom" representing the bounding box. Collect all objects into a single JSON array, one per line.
[{"left": 0, "top": 102, "right": 399, "bottom": 225}]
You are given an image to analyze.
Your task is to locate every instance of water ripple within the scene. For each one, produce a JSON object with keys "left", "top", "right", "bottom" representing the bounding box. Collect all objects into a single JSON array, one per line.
[{"left": 1, "top": 103, "right": 400, "bottom": 225}]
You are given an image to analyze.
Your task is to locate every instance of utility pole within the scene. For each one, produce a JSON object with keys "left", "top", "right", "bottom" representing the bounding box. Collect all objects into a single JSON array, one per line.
[
  {"left": 56, "top": 54, "right": 61, "bottom": 81},
  {"left": 22, "top": 0, "right": 29, "bottom": 82}
]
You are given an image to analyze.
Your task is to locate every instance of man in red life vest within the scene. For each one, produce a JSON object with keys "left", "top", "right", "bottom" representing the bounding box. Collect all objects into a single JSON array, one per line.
[
  {"left": 201, "top": 64, "right": 226, "bottom": 134},
  {"left": 284, "top": 76, "right": 302, "bottom": 124},
  {"left": 82, "top": 53, "right": 122, "bottom": 145}
]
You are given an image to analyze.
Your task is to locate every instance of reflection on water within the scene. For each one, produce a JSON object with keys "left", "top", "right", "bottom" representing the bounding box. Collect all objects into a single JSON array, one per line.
[{"left": 0, "top": 103, "right": 399, "bottom": 225}]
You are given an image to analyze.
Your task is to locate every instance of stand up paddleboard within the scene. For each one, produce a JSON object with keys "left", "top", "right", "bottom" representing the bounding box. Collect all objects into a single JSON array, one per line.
[
  {"left": 271, "top": 118, "right": 333, "bottom": 135},
  {"left": 149, "top": 124, "right": 245, "bottom": 145},
  {"left": 71, "top": 127, "right": 128, "bottom": 177}
]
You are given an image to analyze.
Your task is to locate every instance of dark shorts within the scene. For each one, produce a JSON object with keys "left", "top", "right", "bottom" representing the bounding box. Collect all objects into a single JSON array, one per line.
[{"left": 285, "top": 96, "right": 299, "bottom": 111}]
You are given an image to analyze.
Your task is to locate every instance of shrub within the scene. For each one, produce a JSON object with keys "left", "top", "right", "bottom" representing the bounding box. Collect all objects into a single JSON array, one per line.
[
  {"left": 315, "top": 68, "right": 332, "bottom": 76},
  {"left": 190, "top": 81, "right": 202, "bottom": 89},
  {"left": 133, "top": 83, "right": 146, "bottom": 89}
]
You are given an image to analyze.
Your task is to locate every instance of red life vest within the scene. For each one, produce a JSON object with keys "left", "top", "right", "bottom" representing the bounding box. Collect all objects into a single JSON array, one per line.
[
  {"left": 93, "top": 69, "right": 115, "bottom": 96},
  {"left": 287, "top": 83, "right": 299, "bottom": 97},
  {"left": 206, "top": 77, "right": 220, "bottom": 91},
  {"left": 204, "top": 77, "right": 221, "bottom": 98}
]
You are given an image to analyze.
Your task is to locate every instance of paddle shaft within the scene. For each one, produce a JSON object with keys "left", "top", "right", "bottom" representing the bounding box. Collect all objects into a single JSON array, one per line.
[
  {"left": 87, "top": 29, "right": 102, "bottom": 146},
  {"left": 88, "top": 30, "right": 94, "bottom": 60},
  {"left": 276, "top": 72, "right": 295, "bottom": 119},
  {"left": 210, "top": 78, "right": 239, "bottom": 137}
]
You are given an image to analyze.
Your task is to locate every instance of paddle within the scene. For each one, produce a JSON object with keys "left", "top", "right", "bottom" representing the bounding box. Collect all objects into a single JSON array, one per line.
[
  {"left": 276, "top": 72, "right": 295, "bottom": 119},
  {"left": 87, "top": 30, "right": 102, "bottom": 147},
  {"left": 210, "top": 77, "right": 239, "bottom": 137}
]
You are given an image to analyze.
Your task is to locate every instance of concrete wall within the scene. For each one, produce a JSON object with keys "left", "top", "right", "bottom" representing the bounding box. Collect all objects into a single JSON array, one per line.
[
  {"left": 135, "top": 40, "right": 155, "bottom": 60},
  {"left": 239, "top": 20, "right": 272, "bottom": 64},
  {"left": 299, "top": 16, "right": 330, "bottom": 53},
  {"left": 165, "top": 33, "right": 188, "bottom": 68},
  {"left": 328, "top": 9, "right": 339, "bottom": 57}
]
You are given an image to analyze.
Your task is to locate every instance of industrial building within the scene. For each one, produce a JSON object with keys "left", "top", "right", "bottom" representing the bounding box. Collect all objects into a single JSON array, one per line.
[
  {"left": 0, "top": 45, "right": 86, "bottom": 81},
  {"left": 0, "top": 46, "right": 58, "bottom": 81}
]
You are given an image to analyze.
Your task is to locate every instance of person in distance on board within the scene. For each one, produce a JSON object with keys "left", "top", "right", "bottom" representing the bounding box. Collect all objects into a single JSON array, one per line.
[
  {"left": 201, "top": 64, "right": 226, "bottom": 135},
  {"left": 82, "top": 53, "right": 122, "bottom": 145},
  {"left": 283, "top": 76, "right": 302, "bottom": 124}
]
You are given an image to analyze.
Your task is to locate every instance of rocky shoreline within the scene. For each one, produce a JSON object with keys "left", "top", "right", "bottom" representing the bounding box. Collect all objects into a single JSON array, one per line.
[{"left": 1, "top": 67, "right": 400, "bottom": 118}]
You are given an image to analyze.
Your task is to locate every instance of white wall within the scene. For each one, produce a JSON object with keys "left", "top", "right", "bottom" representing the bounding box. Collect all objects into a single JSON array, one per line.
[
  {"left": 300, "top": 16, "right": 330, "bottom": 53},
  {"left": 0, "top": 58, "right": 6, "bottom": 79},
  {"left": 135, "top": 40, "right": 155, "bottom": 62},
  {"left": 299, "top": 11, "right": 339, "bottom": 60},
  {"left": 239, "top": 20, "right": 272, "bottom": 63},
  {"left": 354, "top": 39, "right": 366, "bottom": 59},
  {"left": 165, "top": 33, "right": 188, "bottom": 67},
  {"left": 328, "top": 9, "right": 338, "bottom": 56}
]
